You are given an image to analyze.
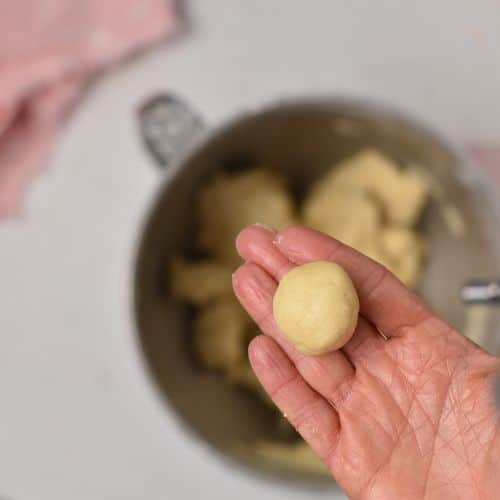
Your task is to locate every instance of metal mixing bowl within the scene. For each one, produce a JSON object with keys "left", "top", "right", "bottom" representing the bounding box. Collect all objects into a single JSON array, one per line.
[{"left": 133, "top": 96, "right": 500, "bottom": 485}]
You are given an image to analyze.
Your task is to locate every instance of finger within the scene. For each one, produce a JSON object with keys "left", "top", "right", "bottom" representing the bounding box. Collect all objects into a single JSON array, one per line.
[
  {"left": 249, "top": 335, "right": 340, "bottom": 463},
  {"left": 274, "top": 225, "right": 433, "bottom": 337},
  {"left": 342, "top": 316, "right": 387, "bottom": 363},
  {"left": 233, "top": 262, "right": 355, "bottom": 408},
  {"left": 236, "top": 224, "right": 293, "bottom": 281}
]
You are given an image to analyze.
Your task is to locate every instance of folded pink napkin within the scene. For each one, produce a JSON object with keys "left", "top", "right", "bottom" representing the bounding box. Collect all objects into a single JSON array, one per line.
[{"left": 0, "top": 0, "right": 179, "bottom": 217}]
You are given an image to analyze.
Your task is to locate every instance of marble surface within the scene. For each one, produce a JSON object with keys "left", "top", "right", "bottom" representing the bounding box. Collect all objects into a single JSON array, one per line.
[{"left": 0, "top": 1, "right": 499, "bottom": 499}]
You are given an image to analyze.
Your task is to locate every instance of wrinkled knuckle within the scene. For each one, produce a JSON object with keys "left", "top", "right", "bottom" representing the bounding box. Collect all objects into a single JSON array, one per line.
[
  {"left": 324, "top": 241, "right": 343, "bottom": 262},
  {"left": 328, "top": 378, "right": 353, "bottom": 409},
  {"left": 255, "top": 309, "right": 274, "bottom": 332},
  {"left": 362, "top": 263, "right": 391, "bottom": 300},
  {"left": 268, "top": 371, "right": 301, "bottom": 401}
]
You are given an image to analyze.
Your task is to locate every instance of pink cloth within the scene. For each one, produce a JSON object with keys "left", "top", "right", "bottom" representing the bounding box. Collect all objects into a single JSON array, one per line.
[
  {"left": 0, "top": 0, "right": 179, "bottom": 217},
  {"left": 466, "top": 145, "right": 500, "bottom": 186}
]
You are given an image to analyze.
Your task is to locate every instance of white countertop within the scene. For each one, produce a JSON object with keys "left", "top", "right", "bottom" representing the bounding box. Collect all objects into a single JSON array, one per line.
[{"left": 1, "top": 1, "right": 499, "bottom": 499}]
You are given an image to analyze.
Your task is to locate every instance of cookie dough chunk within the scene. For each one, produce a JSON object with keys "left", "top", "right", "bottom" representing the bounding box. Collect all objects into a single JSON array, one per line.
[
  {"left": 356, "top": 228, "right": 425, "bottom": 287},
  {"left": 170, "top": 256, "right": 233, "bottom": 305},
  {"left": 273, "top": 261, "right": 359, "bottom": 355},
  {"left": 198, "top": 168, "right": 295, "bottom": 262},
  {"left": 379, "top": 227, "right": 425, "bottom": 287},
  {"left": 194, "top": 296, "right": 249, "bottom": 370},
  {"left": 302, "top": 188, "right": 381, "bottom": 249},
  {"left": 326, "top": 149, "right": 429, "bottom": 226}
]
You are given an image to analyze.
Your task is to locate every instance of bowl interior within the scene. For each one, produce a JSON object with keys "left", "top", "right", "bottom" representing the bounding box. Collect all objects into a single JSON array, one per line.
[{"left": 134, "top": 100, "right": 500, "bottom": 484}]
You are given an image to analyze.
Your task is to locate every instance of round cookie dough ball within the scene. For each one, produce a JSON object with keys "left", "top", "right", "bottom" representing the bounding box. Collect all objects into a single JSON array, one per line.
[{"left": 273, "top": 261, "right": 359, "bottom": 355}]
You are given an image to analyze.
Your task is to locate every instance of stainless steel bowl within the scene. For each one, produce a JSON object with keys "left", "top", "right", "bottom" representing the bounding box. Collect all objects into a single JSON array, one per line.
[{"left": 133, "top": 96, "right": 500, "bottom": 485}]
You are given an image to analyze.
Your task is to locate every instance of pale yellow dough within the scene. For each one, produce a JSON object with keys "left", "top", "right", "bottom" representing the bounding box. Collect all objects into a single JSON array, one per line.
[
  {"left": 170, "top": 256, "right": 233, "bottom": 305},
  {"left": 302, "top": 149, "right": 430, "bottom": 287},
  {"left": 303, "top": 188, "right": 380, "bottom": 250},
  {"left": 273, "top": 261, "right": 360, "bottom": 355},
  {"left": 193, "top": 296, "right": 248, "bottom": 370},
  {"left": 379, "top": 227, "right": 425, "bottom": 287},
  {"left": 313, "top": 149, "right": 429, "bottom": 226},
  {"left": 198, "top": 168, "right": 295, "bottom": 262}
]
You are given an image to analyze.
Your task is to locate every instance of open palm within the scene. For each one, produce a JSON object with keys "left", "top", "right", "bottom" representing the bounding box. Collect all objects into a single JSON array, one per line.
[{"left": 233, "top": 225, "right": 500, "bottom": 500}]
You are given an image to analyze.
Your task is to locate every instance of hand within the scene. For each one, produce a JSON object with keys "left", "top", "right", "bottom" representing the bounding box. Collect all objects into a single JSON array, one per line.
[{"left": 232, "top": 225, "right": 500, "bottom": 500}]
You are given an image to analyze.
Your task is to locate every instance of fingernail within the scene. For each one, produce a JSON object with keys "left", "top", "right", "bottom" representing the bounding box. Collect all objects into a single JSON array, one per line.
[
  {"left": 253, "top": 223, "right": 277, "bottom": 233},
  {"left": 273, "top": 232, "right": 283, "bottom": 245}
]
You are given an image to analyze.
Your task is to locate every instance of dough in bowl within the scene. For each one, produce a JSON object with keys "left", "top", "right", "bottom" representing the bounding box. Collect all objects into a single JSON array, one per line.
[{"left": 273, "top": 261, "right": 360, "bottom": 355}]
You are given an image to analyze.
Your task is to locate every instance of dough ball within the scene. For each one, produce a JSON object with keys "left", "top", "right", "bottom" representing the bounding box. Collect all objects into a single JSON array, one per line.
[
  {"left": 198, "top": 168, "right": 295, "bottom": 262},
  {"left": 170, "top": 256, "right": 233, "bottom": 305},
  {"left": 273, "top": 261, "right": 359, "bottom": 355},
  {"left": 302, "top": 188, "right": 381, "bottom": 249}
]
